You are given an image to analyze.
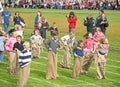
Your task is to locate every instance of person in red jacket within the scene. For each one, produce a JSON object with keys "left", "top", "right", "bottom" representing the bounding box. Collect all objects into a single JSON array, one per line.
[{"left": 67, "top": 12, "right": 77, "bottom": 33}]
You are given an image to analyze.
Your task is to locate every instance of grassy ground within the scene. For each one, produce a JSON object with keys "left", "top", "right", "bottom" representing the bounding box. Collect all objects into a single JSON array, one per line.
[{"left": 0, "top": 8, "right": 120, "bottom": 87}]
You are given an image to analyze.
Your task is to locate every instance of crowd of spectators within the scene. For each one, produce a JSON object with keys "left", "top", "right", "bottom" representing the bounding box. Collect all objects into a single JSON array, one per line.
[{"left": 1, "top": 0, "right": 120, "bottom": 10}]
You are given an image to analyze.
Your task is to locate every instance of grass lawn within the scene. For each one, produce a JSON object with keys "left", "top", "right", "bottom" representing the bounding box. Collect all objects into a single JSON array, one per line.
[{"left": 0, "top": 8, "right": 120, "bottom": 87}]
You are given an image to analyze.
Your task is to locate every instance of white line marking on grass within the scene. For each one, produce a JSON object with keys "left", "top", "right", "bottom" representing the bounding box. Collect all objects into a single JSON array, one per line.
[
  {"left": 37, "top": 55, "right": 120, "bottom": 76},
  {"left": 30, "top": 68, "right": 101, "bottom": 87},
  {"left": 90, "top": 67, "right": 120, "bottom": 76},
  {"left": 107, "top": 59, "right": 120, "bottom": 63},
  {"left": 32, "top": 61, "right": 101, "bottom": 87},
  {"left": 0, "top": 78, "right": 15, "bottom": 85},
  {"left": 32, "top": 60, "right": 120, "bottom": 86},
  {"left": 29, "top": 76, "right": 61, "bottom": 87}
]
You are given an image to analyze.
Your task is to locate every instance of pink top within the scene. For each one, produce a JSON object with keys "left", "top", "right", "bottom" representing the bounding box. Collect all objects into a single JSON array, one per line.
[
  {"left": 84, "top": 38, "right": 95, "bottom": 49},
  {"left": 93, "top": 32, "right": 105, "bottom": 41},
  {"left": 5, "top": 37, "right": 17, "bottom": 51}
]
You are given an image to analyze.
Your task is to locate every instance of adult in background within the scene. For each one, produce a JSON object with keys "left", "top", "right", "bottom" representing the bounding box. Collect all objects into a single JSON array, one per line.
[
  {"left": 34, "top": 11, "right": 42, "bottom": 29},
  {"left": 0, "top": 1, "right": 3, "bottom": 12},
  {"left": 96, "top": 10, "right": 108, "bottom": 34},
  {"left": 84, "top": 14, "right": 95, "bottom": 35},
  {"left": 67, "top": 11, "right": 77, "bottom": 33},
  {"left": 1, "top": 5, "right": 12, "bottom": 34},
  {"left": 13, "top": 12, "right": 25, "bottom": 30}
]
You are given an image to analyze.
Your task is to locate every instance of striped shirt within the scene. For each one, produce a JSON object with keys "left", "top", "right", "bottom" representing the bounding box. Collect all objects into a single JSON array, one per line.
[{"left": 18, "top": 49, "right": 32, "bottom": 67}]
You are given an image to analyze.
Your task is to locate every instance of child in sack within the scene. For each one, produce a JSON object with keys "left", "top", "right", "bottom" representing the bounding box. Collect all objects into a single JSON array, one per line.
[
  {"left": 82, "top": 32, "right": 95, "bottom": 74},
  {"left": 45, "top": 31, "right": 60, "bottom": 80},
  {"left": 5, "top": 29, "right": 17, "bottom": 74},
  {"left": 72, "top": 40, "right": 84, "bottom": 79},
  {"left": 60, "top": 32, "right": 76, "bottom": 69},
  {"left": 13, "top": 35, "right": 24, "bottom": 72},
  {"left": 30, "top": 29, "right": 43, "bottom": 58},
  {"left": 94, "top": 37, "right": 109, "bottom": 79},
  {"left": 17, "top": 42, "right": 32, "bottom": 87}
]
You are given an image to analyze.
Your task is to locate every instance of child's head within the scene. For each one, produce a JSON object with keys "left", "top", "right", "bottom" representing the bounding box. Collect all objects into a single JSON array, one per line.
[
  {"left": 52, "top": 22, "right": 56, "bottom": 27},
  {"left": 23, "top": 42, "right": 30, "bottom": 50},
  {"left": 41, "top": 16, "right": 46, "bottom": 22},
  {"left": 37, "top": 11, "right": 42, "bottom": 17},
  {"left": 34, "top": 29, "right": 40, "bottom": 35},
  {"left": 16, "top": 35, "right": 22, "bottom": 42},
  {"left": 69, "top": 11, "right": 75, "bottom": 17},
  {"left": 87, "top": 14, "right": 93, "bottom": 19},
  {"left": 9, "top": 29, "right": 17, "bottom": 38},
  {"left": 52, "top": 31, "right": 58, "bottom": 40},
  {"left": 77, "top": 40, "right": 84, "bottom": 48},
  {"left": 69, "top": 32, "right": 74, "bottom": 39},
  {"left": 84, "top": 32, "right": 92, "bottom": 39},
  {"left": 99, "top": 10, "right": 104, "bottom": 17},
  {"left": 95, "top": 27, "right": 101, "bottom": 32},
  {"left": 15, "top": 12, "right": 19, "bottom": 16},
  {"left": 100, "top": 37, "right": 108, "bottom": 44}
]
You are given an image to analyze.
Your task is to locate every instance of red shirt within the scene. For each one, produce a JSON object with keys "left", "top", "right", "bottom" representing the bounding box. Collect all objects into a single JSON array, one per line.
[{"left": 67, "top": 16, "right": 77, "bottom": 28}]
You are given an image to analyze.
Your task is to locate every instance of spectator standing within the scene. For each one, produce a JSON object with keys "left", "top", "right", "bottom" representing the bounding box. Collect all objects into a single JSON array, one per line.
[
  {"left": 34, "top": 11, "right": 42, "bottom": 29},
  {"left": 96, "top": 10, "right": 109, "bottom": 34},
  {"left": 1, "top": 6, "right": 13, "bottom": 34},
  {"left": 84, "top": 14, "right": 95, "bottom": 35},
  {"left": 49, "top": 22, "right": 59, "bottom": 36},
  {"left": 67, "top": 11, "right": 77, "bottom": 33}
]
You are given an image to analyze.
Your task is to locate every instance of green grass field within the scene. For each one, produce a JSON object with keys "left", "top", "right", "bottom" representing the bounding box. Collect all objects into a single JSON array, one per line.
[{"left": 0, "top": 8, "right": 120, "bottom": 87}]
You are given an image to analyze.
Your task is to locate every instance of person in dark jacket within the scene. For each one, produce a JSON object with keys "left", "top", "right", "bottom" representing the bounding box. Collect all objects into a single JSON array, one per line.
[
  {"left": 39, "top": 16, "right": 49, "bottom": 41},
  {"left": 13, "top": 12, "right": 25, "bottom": 30},
  {"left": 95, "top": 10, "right": 108, "bottom": 34},
  {"left": 84, "top": 14, "right": 95, "bottom": 35},
  {"left": 49, "top": 22, "right": 59, "bottom": 36},
  {"left": 13, "top": 12, "right": 25, "bottom": 26}
]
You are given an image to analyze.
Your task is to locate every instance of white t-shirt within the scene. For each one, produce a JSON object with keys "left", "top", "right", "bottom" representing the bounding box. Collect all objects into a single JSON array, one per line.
[
  {"left": 61, "top": 35, "right": 76, "bottom": 46},
  {"left": 0, "top": 1, "right": 3, "bottom": 13},
  {"left": 31, "top": 35, "right": 42, "bottom": 43}
]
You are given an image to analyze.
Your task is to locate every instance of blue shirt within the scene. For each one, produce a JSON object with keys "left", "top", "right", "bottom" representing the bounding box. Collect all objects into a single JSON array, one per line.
[
  {"left": 0, "top": 36, "right": 5, "bottom": 51},
  {"left": 73, "top": 47, "right": 84, "bottom": 57},
  {"left": 1, "top": 10, "right": 11, "bottom": 24}
]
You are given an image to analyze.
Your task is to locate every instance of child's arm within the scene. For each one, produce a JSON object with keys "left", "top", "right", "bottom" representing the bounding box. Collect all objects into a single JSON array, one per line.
[
  {"left": 45, "top": 39, "right": 52, "bottom": 50},
  {"left": 30, "top": 36, "right": 34, "bottom": 44},
  {"left": 18, "top": 52, "right": 23, "bottom": 67}
]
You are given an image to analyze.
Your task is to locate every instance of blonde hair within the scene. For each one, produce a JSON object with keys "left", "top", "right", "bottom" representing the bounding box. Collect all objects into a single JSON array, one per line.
[{"left": 23, "top": 42, "right": 30, "bottom": 47}]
